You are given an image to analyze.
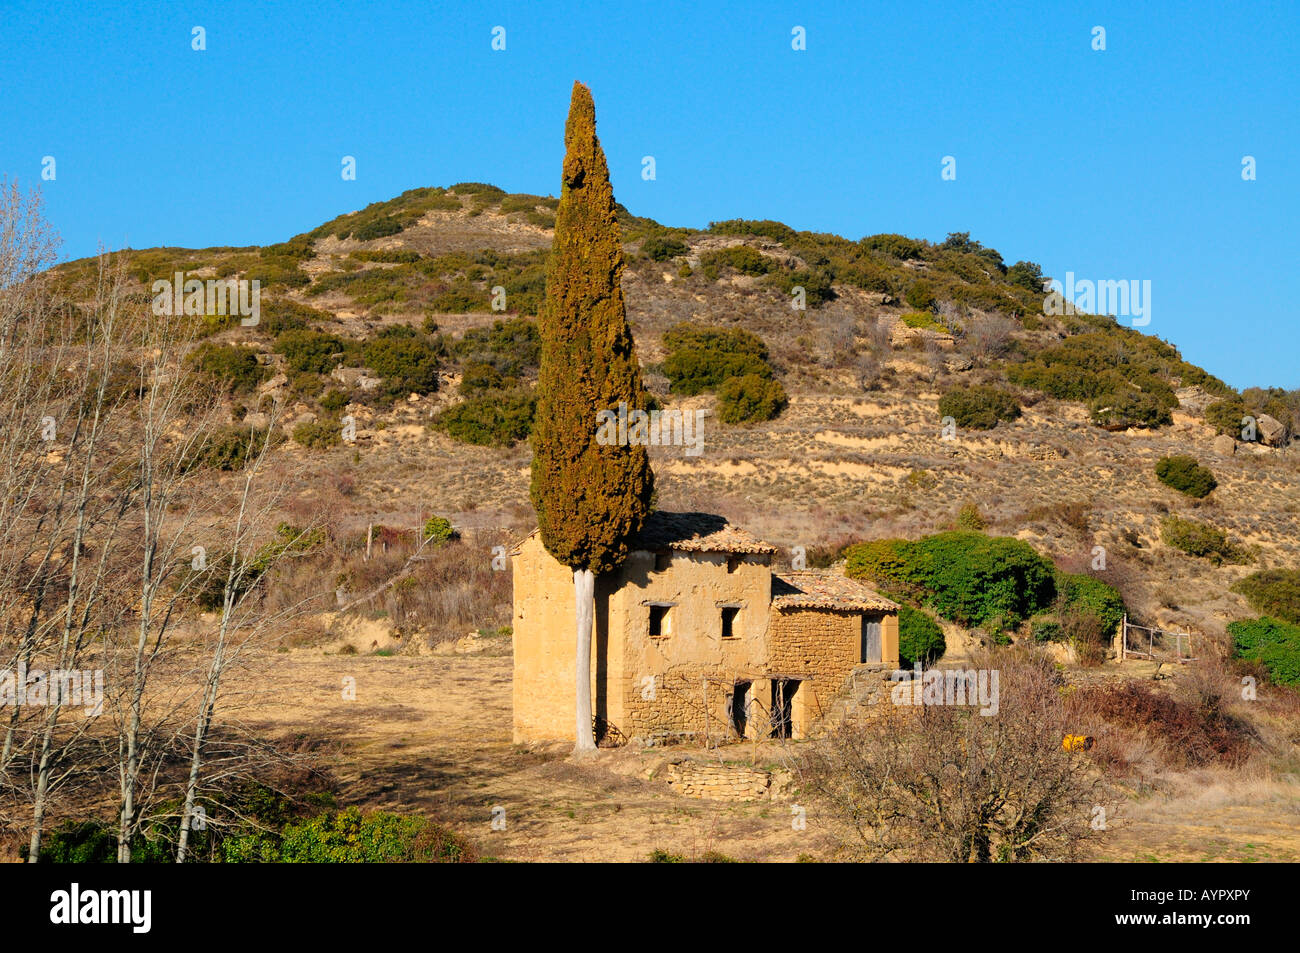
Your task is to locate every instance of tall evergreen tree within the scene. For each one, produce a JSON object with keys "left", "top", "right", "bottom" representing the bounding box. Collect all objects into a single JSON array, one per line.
[{"left": 530, "top": 81, "right": 655, "bottom": 752}]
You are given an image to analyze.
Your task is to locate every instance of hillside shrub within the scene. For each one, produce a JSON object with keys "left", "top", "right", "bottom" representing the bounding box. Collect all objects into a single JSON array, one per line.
[
  {"left": 1204, "top": 397, "right": 1249, "bottom": 437},
  {"left": 904, "top": 280, "right": 936, "bottom": 311},
  {"left": 641, "top": 236, "right": 690, "bottom": 261},
  {"left": 661, "top": 324, "right": 772, "bottom": 395},
  {"left": 1230, "top": 569, "right": 1300, "bottom": 625},
  {"left": 362, "top": 325, "right": 442, "bottom": 397},
  {"left": 1228, "top": 617, "right": 1300, "bottom": 687},
  {"left": 422, "top": 515, "right": 455, "bottom": 546},
  {"left": 432, "top": 387, "right": 535, "bottom": 447},
  {"left": 897, "top": 606, "right": 946, "bottom": 667},
  {"left": 1155, "top": 455, "right": 1217, "bottom": 498},
  {"left": 716, "top": 374, "right": 788, "bottom": 424},
  {"left": 292, "top": 418, "right": 342, "bottom": 450},
  {"left": 699, "top": 245, "right": 773, "bottom": 279},
  {"left": 1053, "top": 572, "right": 1126, "bottom": 639},
  {"left": 275, "top": 329, "right": 347, "bottom": 374},
  {"left": 187, "top": 343, "right": 264, "bottom": 395},
  {"left": 1160, "top": 516, "right": 1246, "bottom": 565},
  {"left": 955, "top": 503, "right": 986, "bottom": 531},
  {"left": 938, "top": 385, "right": 1021, "bottom": 430}
]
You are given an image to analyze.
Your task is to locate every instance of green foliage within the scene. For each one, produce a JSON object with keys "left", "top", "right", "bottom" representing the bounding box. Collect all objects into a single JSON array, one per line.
[
  {"left": 1006, "top": 260, "right": 1044, "bottom": 293},
  {"left": 1160, "top": 516, "right": 1246, "bottom": 565},
  {"left": 362, "top": 324, "right": 443, "bottom": 397},
  {"left": 422, "top": 515, "right": 455, "bottom": 546},
  {"left": 716, "top": 373, "right": 788, "bottom": 424},
  {"left": 1155, "top": 455, "right": 1217, "bottom": 498},
  {"left": 1006, "top": 330, "right": 1179, "bottom": 429},
  {"left": 901, "top": 310, "right": 946, "bottom": 332},
  {"left": 529, "top": 82, "right": 656, "bottom": 574},
  {"left": 223, "top": 807, "right": 473, "bottom": 863},
  {"left": 641, "top": 235, "right": 690, "bottom": 261},
  {"left": 187, "top": 343, "right": 265, "bottom": 395},
  {"left": 708, "top": 219, "right": 797, "bottom": 244},
  {"left": 349, "top": 248, "right": 423, "bottom": 264},
  {"left": 1204, "top": 397, "right": 1249, "bottom": 436},
  {"left": 319, "top": 389, "right": 349, "bottom": 413},
  {"left": 1230, "top": 570, "right": 1300, "bottom": 625},
  {"left": 308, "top": 186, "right": 460, "bottom": 241},
  {"left": 453, "top": 317, "right": 540, "bottom": 381},
  {"left": 661, "top": 323, "right": 773, "bottom": 395},
  {"left": 1031, "top": 619, "right": 1064, "bottom": 642},
  {"left": 699, "top": 244, "right": 774, "bottom": 278},
  {"left": 845, "top": 532, "right": 1056, "bottom": 630},
  {"left": 768, "top": 267, "right": 835, "bottom": 308},
  {"left": 434, "top": 387, "right": 536, "bottom": 447},
  {"left": 24, "top": 820, "right": 176, "bottom": 863},
  {"left": 275, "top": 329, "right": 346, "bottom": 374},
  {"left": 860, "top": 234, "right": 927, "bottom": 260},
  {"left": 1054, "top": 572, "right": 1126, "bottom": 638},
  {"left": 955, "top": 503, "right": 986, "bottom": 531},
  {"left": 904, "top": 280, "right": 936, "bottom": 311},
  {"left": 897, "top": 605, "right": 946, "bottom": 667},
  {"left": 258, "top": 297, "right": 333, "bottom": 336},
  {"left": 938, "top": 384, "right": 1021, "bottom": 430},
  {"left": 187, "top": 426, "right": 280, "bottom": 472},
  {"left": 1228, "top": 617, "right": 1300, "bottom": 687},
  {"left": 292, "top": 418, "right": 342, "bottom": 450}
]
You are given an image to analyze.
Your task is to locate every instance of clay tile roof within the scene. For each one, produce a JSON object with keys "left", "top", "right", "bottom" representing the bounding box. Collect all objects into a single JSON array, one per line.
[
  {"left": 509, "top": 511, "right": 778, "bottom": 557},
  {"left": 771, "top": 571, "right": 898, "bottom": 612},
  {"left": 631, "top": 511, "right": 778, "bottom": 555}
]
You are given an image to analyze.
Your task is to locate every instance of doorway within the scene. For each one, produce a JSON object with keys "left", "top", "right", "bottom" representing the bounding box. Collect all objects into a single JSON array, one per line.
[
  {"left": 730, "top": 681, "right": 751, "bottom": 737},
  {"left": 770, "top": 678, "right": 799, "bottom": 738}
]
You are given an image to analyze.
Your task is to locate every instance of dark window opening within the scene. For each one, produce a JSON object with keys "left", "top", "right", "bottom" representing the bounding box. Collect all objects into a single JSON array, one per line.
[
  {"left": 648, "top": 604, "right": 671, "bottom": 637},
  {"left": 721, "top": 606, "right": 740, "bottom": 639},
  {"left": 770, "top": 679, "right": 799, "bottom": 739},
  {"left": 730, "top": 681, "right": 751, "bottom": 736},
  {"left": 654, "top": 552, "right": 671, "bottom": 572},
  {"left": 726, "top": 555, "right": 741, "bottom": 574}
]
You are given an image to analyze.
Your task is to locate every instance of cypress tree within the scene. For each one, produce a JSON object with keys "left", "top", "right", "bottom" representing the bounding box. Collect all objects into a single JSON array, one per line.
[{"left": 530, "top": 81, "right": 655, "bottom": 752}]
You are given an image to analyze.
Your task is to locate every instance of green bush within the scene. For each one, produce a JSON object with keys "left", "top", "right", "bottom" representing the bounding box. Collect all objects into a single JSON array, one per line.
[
  {"left": 1031, "top": 619, "right": 1064, "bottom": 642},
  {"left": 846, "top": 532, "right": 1056, "bottom": 630},
  {"left": 275, "top": 329, "right": 347, "bottom": 374},
  {"left": 897, "top": 605, "right": 945, "bottom": 667},
  {"left": 1160, "top": 516, "right": 1246, "bottom": 565},
  {"left": 938, "top": 385, "right": 1021, "bottom": 430},
  {"left": 1006, "top": 261, "right": 1044, "bottom": 293},
  {"left": 223, "top": 807, "right": 473, "bottom": 863},
  {"left": 422, "top": 515, "right": 455, "bottom": 546},
  {"left": 453, "top": 317, "right": 540, "bottom": 380},
  {"left": 187, "top": 426, "right": 279, "bottom": 471},
  {"left": 187, "top": 343, "right": 265, "bottom": 395},
  {"left": 955, "top": 503, "right": 986, "bottom": 531},
  {"left": 708, "top": 219, "right": 797, "bottom": 244},
  {"left": 716, "top": 374, "right": 788, "bottom": 424},
  {"left": 861, "top": 233, "right": 927, "bottom": 260},
  {"left": 699, "top": 245, "right": 773, "bottom": 279},
  {"left": 1230, "top": 569, "right": 1300, "bottom": 625},
  {"left": 1204, "top": 397, "right": 1249, "bottom": 437},
  {"left": 363, "top": 325, "right": 442, "bottom": 397},
  {"left": 904, "top": 279, "right": 936, "bottom": 311},
  {"left": 292, "top": 418, "right": 342, "bottom": 450},
  {"left": 1155, "top": 455, "right": 1217, "bottom": 498},
  {"left": 901, "top": 310, "right": 946, "bottom": 332},
  {"left": 319, "top": 389, "right": 349, "bottom": 413},
  {"left": 661, "top": 324, "right": 773, "bottom": 396},
  {"left": 641, "top": 236, "right": 690, "bottom": 261},
  {"left": 1054, "top": 572, "right": 1126, "bottom": 638},
  {"left": 432, "top": 387, "right": 535, "bottom": 447},
  {"left": 1228, "top": 617, "right": 1300, "bottom": 687},
  {"left": 1088, "top": 389, "right": 1173, "bottom": 430},
  {"left": 258, "top": 298, "right": 333, "bottom": 336}
]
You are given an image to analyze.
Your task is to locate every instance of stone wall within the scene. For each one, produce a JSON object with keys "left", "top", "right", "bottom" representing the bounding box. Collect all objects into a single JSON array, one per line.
[{"left": 663, "top": 758, "right": 791, "bottom": 801}]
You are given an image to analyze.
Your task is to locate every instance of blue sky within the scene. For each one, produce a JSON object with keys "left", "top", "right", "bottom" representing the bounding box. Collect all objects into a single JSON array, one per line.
[{"left": 2, "top": 0, "right": 1295, "bottom": 389}]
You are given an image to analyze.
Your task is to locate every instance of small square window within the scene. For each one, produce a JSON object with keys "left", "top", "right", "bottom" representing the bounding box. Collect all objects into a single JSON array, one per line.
[
  {"left": 649, "top": 604, "right": 671, "bottom": 638},
  {"left": 721, "top": 606, "right": 740, "bottom": 639},
  {"left": 726, "top": 556, "right": 741, "bottom": 574},
  {"left": 654, "top": 552, "right": 671, "bottom": 572}
]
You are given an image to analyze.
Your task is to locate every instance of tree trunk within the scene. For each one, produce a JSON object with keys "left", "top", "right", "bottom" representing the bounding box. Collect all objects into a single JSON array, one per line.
[{"left": 573, "top": 568, "right": 596, "bottom": 753}]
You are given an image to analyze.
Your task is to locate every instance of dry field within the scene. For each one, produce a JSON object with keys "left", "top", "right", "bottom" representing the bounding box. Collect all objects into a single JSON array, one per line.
[{"left": 230, "top": 639, "right": 1300, "bottom": 863}]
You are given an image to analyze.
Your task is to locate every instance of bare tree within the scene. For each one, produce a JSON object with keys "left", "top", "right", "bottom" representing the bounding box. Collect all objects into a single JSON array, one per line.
[{"left": 801, "top": 651, "right": 1115, "bottom": 862}]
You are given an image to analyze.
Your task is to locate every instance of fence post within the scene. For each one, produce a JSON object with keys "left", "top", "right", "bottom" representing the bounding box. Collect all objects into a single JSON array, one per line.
[{"left": 1121, "top": 614, "right": 1127, "bottom": 661}]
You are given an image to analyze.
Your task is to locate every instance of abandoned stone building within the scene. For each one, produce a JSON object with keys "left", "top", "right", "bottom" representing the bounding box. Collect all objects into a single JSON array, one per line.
[{"left": 511, "top": 511, "right": 899, "bottom": 746}]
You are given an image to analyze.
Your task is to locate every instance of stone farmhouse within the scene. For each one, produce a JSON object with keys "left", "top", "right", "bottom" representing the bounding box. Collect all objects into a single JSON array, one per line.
[{"left": 511, "top": 511, "right": 899, "bottom": 746}]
